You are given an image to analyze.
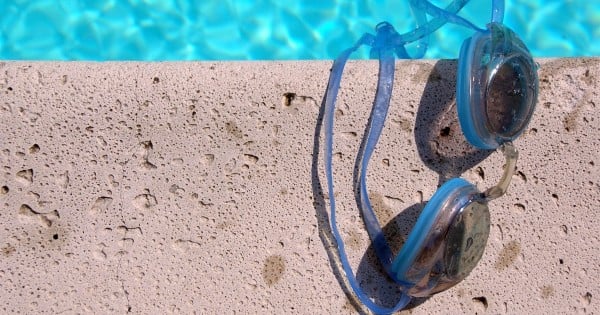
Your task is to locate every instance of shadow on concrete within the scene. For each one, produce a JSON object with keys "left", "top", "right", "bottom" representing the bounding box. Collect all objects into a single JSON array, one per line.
[{"left": 311, "top": 60, "right": 493, "bottom": 312}]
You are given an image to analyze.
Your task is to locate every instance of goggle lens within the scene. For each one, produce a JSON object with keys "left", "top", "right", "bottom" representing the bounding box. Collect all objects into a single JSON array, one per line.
[{"left": 486, "top": 55, "right": 536, "bottom": 139}]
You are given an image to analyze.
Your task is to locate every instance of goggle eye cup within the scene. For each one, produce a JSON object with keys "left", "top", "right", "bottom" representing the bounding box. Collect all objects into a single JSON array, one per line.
[{"left": 457, "top": 23, "right": 538, "bottom": 149}]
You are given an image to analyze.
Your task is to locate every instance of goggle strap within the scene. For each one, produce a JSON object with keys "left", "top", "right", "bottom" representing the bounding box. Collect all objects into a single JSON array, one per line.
[
  {"left": 323, "top": 31, "right": 412, "bottom": 315},
  {"left": 491, "top": 0, "right": 505, "bottom": 23},
  {"left": 392, "top": 0, "right": 472, "bottom": 56},
  {"left": 357, "top": 45, "right": 397, "bottom": 276},
  {"left": 411, "top": 0, "right": 485, "bottom": 32}
]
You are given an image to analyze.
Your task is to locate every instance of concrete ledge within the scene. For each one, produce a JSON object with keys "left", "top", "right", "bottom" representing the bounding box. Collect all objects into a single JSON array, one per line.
[{"left": 0, "top": 59, "right": 598, "bottom": 314}]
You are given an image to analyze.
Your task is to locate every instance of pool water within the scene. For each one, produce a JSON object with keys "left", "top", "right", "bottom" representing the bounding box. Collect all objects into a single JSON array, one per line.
[{"left": 1, "top": 0, "right": 598, "bottom": 60}]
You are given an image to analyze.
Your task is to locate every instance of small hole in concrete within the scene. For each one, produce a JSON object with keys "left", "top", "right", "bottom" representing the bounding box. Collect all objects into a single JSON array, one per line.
[
  {"left": 559, "top": 258, "right": 564, "bottom": 264},
  {"left": 53, "top": 234, "right": 58, "bottom": 240},
  {"left": 475, "top": 167, "right": 485, "bottom": 180},
  {"left": 440, "top": 126, "right": 451, "bottom": 137},
  {"left": 472, "top": 296, "right": 488, "bottom": 309},
  {"left": 153, "top": 77, "right": 159, "bottom": 84},
  {"left": 282, "top": 92, "right": 296, "bottom": 106},
  {"left": 29, "top": 144, "right": 40, "bottom": 154},
  {"left": 584, "top": 292, "right": 592, "bottom": 305}
]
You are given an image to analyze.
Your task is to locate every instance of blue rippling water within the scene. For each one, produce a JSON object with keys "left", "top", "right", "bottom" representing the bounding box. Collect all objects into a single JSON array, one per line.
[{"left": 0, "top": 0, "right": 598, "bottom": 60}]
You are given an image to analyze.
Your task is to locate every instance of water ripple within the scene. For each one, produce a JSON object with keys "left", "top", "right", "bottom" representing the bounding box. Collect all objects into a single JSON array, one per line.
[{"left": 0, "top": 0, "right": 597, "bottom": 60}]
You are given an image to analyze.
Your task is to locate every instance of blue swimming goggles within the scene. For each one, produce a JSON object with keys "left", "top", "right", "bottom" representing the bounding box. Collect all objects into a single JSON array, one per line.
[{"left": 322, "top": 0, "right": 538, "bottom": 313}]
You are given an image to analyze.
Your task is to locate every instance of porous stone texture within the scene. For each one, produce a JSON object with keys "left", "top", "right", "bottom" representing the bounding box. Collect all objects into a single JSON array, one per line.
[{"left": 0, "top": 59, "right": 598, "bottom": 314}]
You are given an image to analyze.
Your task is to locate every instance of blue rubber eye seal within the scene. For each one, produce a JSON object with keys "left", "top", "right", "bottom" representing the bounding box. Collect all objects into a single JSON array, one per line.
[
  {"left": 457, "top": 23, "right": 539, "bottom": 149},
  {"left": 391, "top": 178, "right": 474, "bottom": 284}
]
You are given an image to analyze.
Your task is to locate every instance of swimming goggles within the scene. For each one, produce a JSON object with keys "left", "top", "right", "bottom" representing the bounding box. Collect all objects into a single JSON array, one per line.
[{"left": 321, "top": 0, "right": 538, "bottom": 313}]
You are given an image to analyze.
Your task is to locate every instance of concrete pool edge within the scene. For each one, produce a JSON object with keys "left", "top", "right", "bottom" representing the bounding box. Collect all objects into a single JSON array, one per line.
[{"left": 0, "top": 58, "right": 598, "bottom": 314}]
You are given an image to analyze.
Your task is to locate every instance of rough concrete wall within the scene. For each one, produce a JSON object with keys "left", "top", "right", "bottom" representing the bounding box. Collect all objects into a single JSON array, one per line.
[{"left": 0, "top": 59, "right": 598, "bottom": 314}]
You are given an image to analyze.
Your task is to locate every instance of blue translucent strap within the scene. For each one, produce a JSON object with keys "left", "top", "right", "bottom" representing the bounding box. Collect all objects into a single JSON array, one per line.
[
  {"left": 491, "top": 0, "right": 505, "bottom": 23},
  {"left": 408, "top": 0, "right": 430, "bottom": 58},
  {"left": 391, "top": 0, "right": 473, "bottom": 58},
  {"left": 357, "top": 23, "right": 401, "bottom": 280},
  {"left": 410, "top": 0, "right": 485, "bottom": 32},
  {"left": 323, "top": 29, "right": 411, "bottom": 315}
]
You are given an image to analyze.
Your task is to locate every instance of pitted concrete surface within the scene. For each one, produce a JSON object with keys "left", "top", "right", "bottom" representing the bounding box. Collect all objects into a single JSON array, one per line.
[{"left": 0, "top": 59, "right": 598, "bottom": 314}]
